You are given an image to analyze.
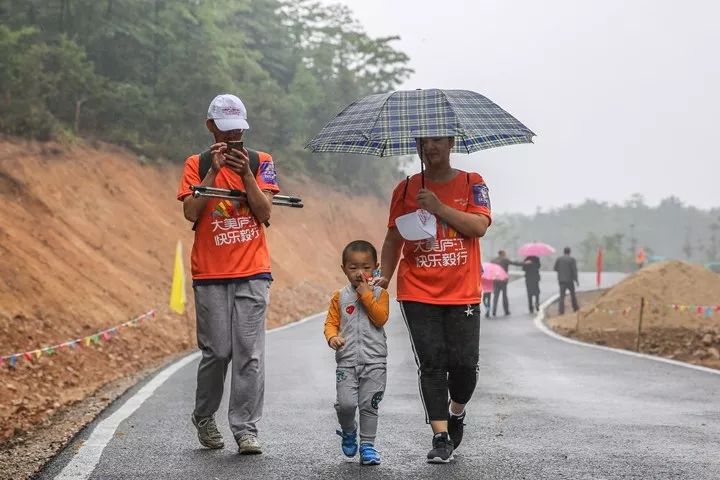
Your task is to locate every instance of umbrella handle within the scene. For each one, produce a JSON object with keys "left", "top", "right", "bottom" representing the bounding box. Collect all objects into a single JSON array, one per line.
[{"left": 419, "top": 141, "right": 425, "bottom": 188}]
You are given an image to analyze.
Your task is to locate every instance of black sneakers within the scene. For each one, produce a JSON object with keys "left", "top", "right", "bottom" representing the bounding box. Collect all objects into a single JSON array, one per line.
[
  {"left": 427, "top": 432, "right": 454, "bottom": 463},
  {"left": 448, "top": 410, "right": 466, "bottom": 449}
]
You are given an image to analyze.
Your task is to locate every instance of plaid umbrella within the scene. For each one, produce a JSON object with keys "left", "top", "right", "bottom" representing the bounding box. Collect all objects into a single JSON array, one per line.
[{"left": 305, "top": 88, "right": 535, "bottom": 156}]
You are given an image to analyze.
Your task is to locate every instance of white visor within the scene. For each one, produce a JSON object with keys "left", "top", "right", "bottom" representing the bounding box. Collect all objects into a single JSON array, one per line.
[{"left": 396, "top": 209, "right": 437, "bottom": 241}]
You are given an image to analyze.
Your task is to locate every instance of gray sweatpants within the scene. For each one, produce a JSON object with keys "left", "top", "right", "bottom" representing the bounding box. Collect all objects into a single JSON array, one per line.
[
  {"left": 193, "top": 280, "right": 269, "bottom": 439},
  {"left": 335, "top": 363, "right": 387, "bottom": 444}
]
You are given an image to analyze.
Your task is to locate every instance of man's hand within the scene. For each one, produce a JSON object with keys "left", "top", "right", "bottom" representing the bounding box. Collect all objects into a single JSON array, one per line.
[
  {"left": 328, "top": 336, "right": 346, "bottom": 350},
  {"left": 355, "top": 272, "right": 372, "bottom": 296},
  {"left": 368, "top": 276, "right": 389, "bottom": 289},
  {"left": 223, "top": 146, "right": 252, "bottom": 177},
  {"left": 417, "top": 188, "right": 443, "bottom": 214},
  {"left": 209, "top": 143, "right": 227, "bottom": 175}
]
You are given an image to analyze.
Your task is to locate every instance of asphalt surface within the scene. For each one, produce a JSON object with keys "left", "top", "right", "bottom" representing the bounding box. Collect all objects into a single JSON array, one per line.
[{"left": 41, "top": 273, "right": 720, "bottom": 479}]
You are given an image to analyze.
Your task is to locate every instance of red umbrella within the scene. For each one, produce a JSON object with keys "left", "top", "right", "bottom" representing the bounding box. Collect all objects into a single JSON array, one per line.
[{"left": 518, "top": 242, "right": 556, "bottom": 257}]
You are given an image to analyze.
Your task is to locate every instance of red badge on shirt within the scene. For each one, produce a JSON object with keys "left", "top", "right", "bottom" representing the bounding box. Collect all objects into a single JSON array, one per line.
[{"left": 345, "top": 305, "right": 355, "bottom": 315}]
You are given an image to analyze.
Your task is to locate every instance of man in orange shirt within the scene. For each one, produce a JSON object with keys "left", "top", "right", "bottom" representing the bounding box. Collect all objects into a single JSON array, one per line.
[
  {"left": 375, "top": 136, "right": 491, "bottom": 463},
  {"left": 177, "top": 94, "right": 279, "bottom": 455},
  {"left": 635, "top": 247, "right": 646, "bottom": 270}
]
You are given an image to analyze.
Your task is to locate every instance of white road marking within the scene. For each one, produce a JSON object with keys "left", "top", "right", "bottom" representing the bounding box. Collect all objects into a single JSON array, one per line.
[
  {"left": 534, "top": 294, "right": 720, "bottom": 376},
  {"left": 54, "top": 311, "right": 325, "bottom": 479}
]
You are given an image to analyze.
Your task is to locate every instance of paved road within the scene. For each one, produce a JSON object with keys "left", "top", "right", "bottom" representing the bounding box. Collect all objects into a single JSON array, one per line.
[{"left": 41, "top": 273, "right": 720, "bottom": 479}]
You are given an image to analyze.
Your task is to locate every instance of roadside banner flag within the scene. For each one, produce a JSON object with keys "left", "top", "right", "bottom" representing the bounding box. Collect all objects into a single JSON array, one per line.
[{"left": 1, "top": 310, "right": 155, "bottom": 369}]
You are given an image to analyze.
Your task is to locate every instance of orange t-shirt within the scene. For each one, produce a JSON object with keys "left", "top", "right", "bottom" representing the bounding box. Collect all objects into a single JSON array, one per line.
[
  {"left": 177, "top": 151, "right": 280, "bottom": 280},
  {"left": 387, "top": 171, "right": 492, "bottom": 305}
]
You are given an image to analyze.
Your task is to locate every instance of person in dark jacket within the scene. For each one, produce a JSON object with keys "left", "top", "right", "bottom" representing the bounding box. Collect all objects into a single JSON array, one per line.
[
  {"left": 491, "top": 250, "right": 523, "bottom": 317},
  {"left": 522, "top": 256, "right": 541, "bottom": 313},
  {"left": 553, "top": 247, "right": 579, "bottom": 314}
]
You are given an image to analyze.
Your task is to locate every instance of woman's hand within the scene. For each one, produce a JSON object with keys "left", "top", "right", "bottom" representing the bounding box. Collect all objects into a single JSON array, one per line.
[{"left": 417, "top": 188, "right": 443, "bottom": 214}]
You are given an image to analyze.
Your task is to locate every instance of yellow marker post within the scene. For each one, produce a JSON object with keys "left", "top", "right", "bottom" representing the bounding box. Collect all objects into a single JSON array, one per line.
[{"left": 169, "top": 240, "right": 187, "bottom": 315}]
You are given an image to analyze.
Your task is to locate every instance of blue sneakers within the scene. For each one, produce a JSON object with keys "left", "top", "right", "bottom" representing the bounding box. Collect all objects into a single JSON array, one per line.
[
  {"left": 336, "top": 429, "right": 358, "bottom": 457},
  {"left": 359, "top": 442, "right": 381, "bottom": 465}
]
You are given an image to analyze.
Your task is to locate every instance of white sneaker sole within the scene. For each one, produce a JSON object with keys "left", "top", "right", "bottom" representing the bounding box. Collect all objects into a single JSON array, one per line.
[{"left": 427, "top": 454, "right": 454, "bottom": 464}]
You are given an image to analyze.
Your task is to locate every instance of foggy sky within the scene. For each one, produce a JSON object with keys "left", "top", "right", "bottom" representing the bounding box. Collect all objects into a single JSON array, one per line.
[{"left": 318, "top": 0, "right": 720, "bottom": 214}]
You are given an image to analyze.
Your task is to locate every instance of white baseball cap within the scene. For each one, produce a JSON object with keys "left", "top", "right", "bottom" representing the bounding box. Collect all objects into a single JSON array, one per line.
[{"left": 207, "top": 94, "right": 250, "bottom": 131}]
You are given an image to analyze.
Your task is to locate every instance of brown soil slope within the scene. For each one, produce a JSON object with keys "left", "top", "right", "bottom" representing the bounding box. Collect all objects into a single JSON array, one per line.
[
  {"left": 0, "top": 138, "right": 388, "bottom": 442},
  {"left": 548, "top": 261, "right": 720, "bottom": 369}
]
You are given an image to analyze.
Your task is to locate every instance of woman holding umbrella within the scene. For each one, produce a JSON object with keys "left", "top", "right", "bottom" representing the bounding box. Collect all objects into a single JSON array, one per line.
[
  {"left": 518, "top": 243, "right": 554, "bottom": 314},
  {"left": 375, "top": 136, "right": 491, "bottom": 463},
  {"left": 481, "top": 262, "right": 509, "bottom": 318},
  {"left": 307, "top": 88, "right": 534, "bottom": 464},
  {"left": 522, "top": 256, "right": 541, "bottom": 313}
]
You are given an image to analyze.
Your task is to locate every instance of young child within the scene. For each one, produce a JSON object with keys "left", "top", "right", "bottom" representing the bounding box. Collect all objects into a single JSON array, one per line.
[
  {"left": 482, "top": 290, "right": 492, "bottom": 319},
  {"left": 324, "top": 240, "right": 390, "bottom": 466}
]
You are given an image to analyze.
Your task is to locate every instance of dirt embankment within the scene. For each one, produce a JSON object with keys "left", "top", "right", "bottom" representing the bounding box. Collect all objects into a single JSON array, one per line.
[
  {"left": 0, "top": 138, "right": 389, "bottom": 446},
  {"left": 547, "top": 261, "right": 720, "bottom": 369}
]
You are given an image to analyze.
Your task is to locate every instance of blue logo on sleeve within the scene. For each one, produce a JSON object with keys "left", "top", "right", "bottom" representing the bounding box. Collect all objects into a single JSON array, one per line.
[
  {"left": 472, "top": 184, "right": 490, "bottom": 208},
  {"left": 259, "top": 162, "right": 277, "bottom": 185}
]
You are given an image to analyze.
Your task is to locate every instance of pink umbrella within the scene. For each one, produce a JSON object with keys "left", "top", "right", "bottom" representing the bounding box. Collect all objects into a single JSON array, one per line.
[
  {"left": 518, "top": 242, "right": 556, "bottom": 257},
  {"left": 481, "top": 278, "right": 496, "bottom": 293},
  {"left": 481, "top": 262, "right": 508, "bottom": 292}
]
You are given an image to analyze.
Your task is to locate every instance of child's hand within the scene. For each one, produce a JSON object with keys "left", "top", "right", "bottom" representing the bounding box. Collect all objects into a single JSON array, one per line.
[
  {"left": 355, "top": 272, "right": 371, "bottom": 295},
  {"left": 328, "top": 336, "right": 345, "bottom": 350}
]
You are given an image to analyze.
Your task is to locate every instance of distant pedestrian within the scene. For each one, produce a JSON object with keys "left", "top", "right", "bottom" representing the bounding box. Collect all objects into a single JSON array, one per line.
[
  {"left": 482, "top": 290, "right": 492, "bottom": 319},
  {"left": 554, "top": 247, "right": 579, "bottom": 314},
  {"left": 491, "top": 250, "right": 523, "bottom": 316},
  {"left": 635, "top": 248, "right": 646, "bottom": 270},
  {"left": 522, "top": 256, "right": 541, "bottom": 313}
]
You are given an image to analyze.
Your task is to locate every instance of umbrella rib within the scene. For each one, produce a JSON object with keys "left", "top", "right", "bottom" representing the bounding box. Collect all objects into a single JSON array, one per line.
[{"left": 363, "top": 93, "right": 393, "bottom": 154}]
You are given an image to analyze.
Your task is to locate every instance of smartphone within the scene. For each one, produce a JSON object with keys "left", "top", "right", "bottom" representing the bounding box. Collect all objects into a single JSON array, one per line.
[{"left": 226, "top": 140, "right": 244, "bottom": 154}]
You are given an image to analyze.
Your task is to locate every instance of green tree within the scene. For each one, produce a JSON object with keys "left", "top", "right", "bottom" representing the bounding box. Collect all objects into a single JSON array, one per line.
[{"left": 0, "top": 0, "right": 413, "bottom": 194}]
